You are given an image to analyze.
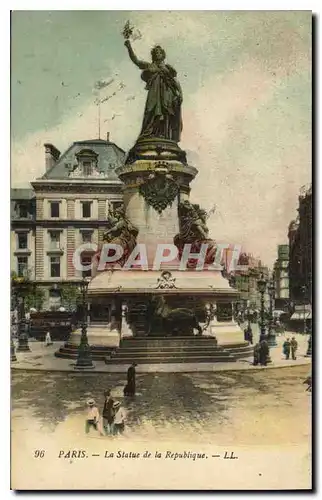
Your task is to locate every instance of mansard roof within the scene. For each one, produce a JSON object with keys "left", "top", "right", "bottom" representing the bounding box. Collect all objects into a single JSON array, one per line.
[{"left": 43, "top": 139, "right": 125, "bottom": 180}]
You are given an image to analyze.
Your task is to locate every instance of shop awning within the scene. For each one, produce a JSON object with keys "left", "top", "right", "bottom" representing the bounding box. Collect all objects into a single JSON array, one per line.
[{"left": 290, "top": 305, "right": 312, "bottom": 321}]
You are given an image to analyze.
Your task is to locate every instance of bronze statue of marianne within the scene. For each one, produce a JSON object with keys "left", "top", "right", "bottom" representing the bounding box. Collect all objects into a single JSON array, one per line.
[{"left": 124, "top": 39, "right": 183, "bottom": 143}]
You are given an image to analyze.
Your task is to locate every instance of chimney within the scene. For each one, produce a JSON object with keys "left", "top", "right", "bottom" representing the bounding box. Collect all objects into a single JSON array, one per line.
[
  {"left": 44, "top": 143, "right": 61, "bottom": 172},
  {"left": 106, "top": 132, "right": 110, "bottom": 142}
]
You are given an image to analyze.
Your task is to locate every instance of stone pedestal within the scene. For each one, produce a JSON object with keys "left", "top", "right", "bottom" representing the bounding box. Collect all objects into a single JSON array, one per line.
[
  {"left": 69, "top": 323, "right": 120, "bottom": 348},
  {"left": 209, "top": 322, "right": 245, "bottom": 345},
  {"left": 116, "top": 138, "right": 198, "bottom": 268}
]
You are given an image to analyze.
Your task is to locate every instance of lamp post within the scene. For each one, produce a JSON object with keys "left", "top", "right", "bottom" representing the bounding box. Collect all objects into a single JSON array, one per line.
[
  {"left": 267, "top": 276, "right": 277, "bottom": 347},
  {"left": 74, "top": 276, "right": 94, "bottom": 370},
  {"left": 11, "top": 274, "right": 32, "bottom": 353},
  {"left": 257, "top": 274, "right": 267, "bottom": 342},
  {"left": 11, "top": 338, "right": 17, "bottom": 362}
]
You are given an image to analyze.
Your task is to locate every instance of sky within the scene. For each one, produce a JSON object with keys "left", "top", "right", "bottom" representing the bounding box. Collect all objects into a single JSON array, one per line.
[{"left": 11, "top": 10, "right": 312, "bottom": 266}]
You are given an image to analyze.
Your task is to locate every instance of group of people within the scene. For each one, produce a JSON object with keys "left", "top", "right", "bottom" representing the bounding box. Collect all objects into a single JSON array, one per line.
[
  {"left": 283, "top": 337, "right": 298, "bottom": 360},
  {"left": 85, "top": 362, "right": 138, "bottom": 437},
  {"left": 253, "top": 335, "right": 300, "bottom": 366},
  {"left": 86, "top": 393, "right": 126, "bottom": 436},
  {"left": 253, "top": 338, "right": 270, "bottom": 366}
]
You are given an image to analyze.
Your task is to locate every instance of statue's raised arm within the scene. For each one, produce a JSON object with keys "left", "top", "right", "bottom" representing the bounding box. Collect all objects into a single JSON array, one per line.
[
  {"left": 123, "top": 28, "right": 183, "bottom": 143},
  {"left": 124, "top": 40, "right": 149, "bottom": 70}
]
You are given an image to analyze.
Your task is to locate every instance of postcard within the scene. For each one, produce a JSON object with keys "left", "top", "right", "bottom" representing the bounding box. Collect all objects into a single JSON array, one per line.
[{"left": 11, "top": 10, "right": 312, "bottom": 490}]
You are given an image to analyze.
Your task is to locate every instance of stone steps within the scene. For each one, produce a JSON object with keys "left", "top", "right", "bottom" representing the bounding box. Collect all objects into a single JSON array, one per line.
[
  {"left": 105, "top": 337, "right": 252, "bottom": 365},
  {"left": 55, "top": 337, "right": 253, "bottom": 364},
  {"left": 55, "top": 343, "right": 115, "bottom": 361},
  {"left": 105, "top": 354, "right": 236, "bottom": 364}
]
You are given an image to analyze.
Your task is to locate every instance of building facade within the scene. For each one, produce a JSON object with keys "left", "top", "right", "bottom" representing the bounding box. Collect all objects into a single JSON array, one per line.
[
  {"left": 11, "top": 137, "right": 124, "bottom": 310},
  {"left": 288, "top": 184, "right": 312, "bottom": 304},
  {"left": 233, "top": 253, "right": 270, "bottom": 309}
]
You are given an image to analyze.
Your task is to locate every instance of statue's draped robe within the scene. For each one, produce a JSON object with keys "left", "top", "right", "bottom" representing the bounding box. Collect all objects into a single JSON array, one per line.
[{"left": 140, "top": 64, "right": 182, "bottom": 142}]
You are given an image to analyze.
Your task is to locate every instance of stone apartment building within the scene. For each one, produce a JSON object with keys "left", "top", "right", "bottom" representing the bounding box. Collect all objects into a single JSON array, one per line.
[
  {"left": 288, "top": 184, "right": 312, "bottom": 303},
  {"left": 233, "top": 253, "right": 270, "bottom": 309},
  {"left": 11, "top": 136, "right": 124, "bottom": 309}
]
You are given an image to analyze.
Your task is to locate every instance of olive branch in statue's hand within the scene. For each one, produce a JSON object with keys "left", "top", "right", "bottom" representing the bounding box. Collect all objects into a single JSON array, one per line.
[{"left": 122, "top": 20, "right": 133, "bottom": 40}]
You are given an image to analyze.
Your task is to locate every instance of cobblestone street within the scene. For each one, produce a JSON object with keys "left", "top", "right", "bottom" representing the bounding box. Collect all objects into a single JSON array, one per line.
[
  {"left": 12, "top": 365, "right": 311, "bottom": 445},
  {"left": 11, "top": 365, "right": 311, "bottom": 489}
]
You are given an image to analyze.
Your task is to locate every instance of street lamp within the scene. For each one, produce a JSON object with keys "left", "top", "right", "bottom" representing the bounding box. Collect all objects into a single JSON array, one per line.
[
  {"left": 11, "top": 275, "right": 32, "bottom": 353},
  {"left": 257, "top": 273, "right": 267, "bottom": 342},
  {"left": 267, "top": 276, "right": 277, "bottom": 347},
  {"left": 11, "top": 338, "right": 17, "bottom": 362},
  {"left": 74, "top": 276, "right": 94, "bottom": 370}
]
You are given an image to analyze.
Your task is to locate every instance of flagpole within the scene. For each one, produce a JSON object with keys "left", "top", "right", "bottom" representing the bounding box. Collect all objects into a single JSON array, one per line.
[{"left": 98, "top": 88, "right": 101, "bottom": 139}]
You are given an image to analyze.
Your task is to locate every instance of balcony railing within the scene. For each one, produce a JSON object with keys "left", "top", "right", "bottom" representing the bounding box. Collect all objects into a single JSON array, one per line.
[{"left": 11, "top": 212, "right": 34, "bottom": 221}]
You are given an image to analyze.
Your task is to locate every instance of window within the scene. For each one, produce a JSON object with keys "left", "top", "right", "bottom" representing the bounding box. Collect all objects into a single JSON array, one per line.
[
  {"left": 18, "top": 204, "right": 28, "bottom": 218},
  {"left": 50, "top": 202, "right": 60, "bottom": 218},
  {"left": 81, "top": 255, "right": 92, "bottom": 278},
  {"left": 83, "top": 161, "right": 93, "bottom": 176},
  {"left": 81, "top": 231, "right": 92, "bottom": 244},
  {"left": 50, "top": 256, "right": 60, "bottom": 277},
  {"left": 49, "top": 231, "right": 60, "bottom": 249},
  {"left": 82, "top": 201, "right": 91, "bottom": 218},
  {"left": 111, "top": 202, "right": 123, "bottom": 213},
  {"left": 17, "top": 232, "right": 28, "bottom": 249},
  {"left": 17, "top": 256, "right": 28, "bottom": 277}
]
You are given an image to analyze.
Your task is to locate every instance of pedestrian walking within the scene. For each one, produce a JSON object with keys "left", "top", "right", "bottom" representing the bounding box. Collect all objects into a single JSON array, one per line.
[
  {"left": 113, "top": 401, "right": 126, "bottom": 435},
  {"left": 85, "top": 399, "right": 103, "bottom": 436},
  {"left": 124, "top": 362, "right": 137, "bottom": 396},
  {"left": 253, "top": 342, "right": 260, "bottom": 366},
  {"left": 259, "top": 339, "right": 269, "bottom": 366},
  {"left": 45, "top": 331, "right": 53, "bottom": 346},
  {"left": 102, "top": 390, "right": 115, "bottom": 435},
  {"left": 290, "top": 336, "right": 298, "bottom": 360},
  {"left": 244, "top": 326, "right": 253, "bottom": 344},
  {"left": 283, "top": 338, "right": 291, "bottom": 360}
]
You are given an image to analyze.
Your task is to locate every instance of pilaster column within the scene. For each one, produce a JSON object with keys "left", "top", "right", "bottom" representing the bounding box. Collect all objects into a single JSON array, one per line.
[
  {"left": 67, "top": 200, "right": 75, "bottom": 278},
  {"left": 35, "top": 227, "right": 44, "bottom": 279},
  {"left": 98, "top": 199, "right": 106, "bottom": 220}
]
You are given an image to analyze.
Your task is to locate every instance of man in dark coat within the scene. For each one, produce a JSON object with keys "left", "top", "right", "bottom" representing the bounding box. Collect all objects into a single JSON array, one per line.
[
  {"left": 253, "top": 343, "right": 260, "bottom": 366},
  {"left": 259, "top": 339, "right": 269, "bottom": 366},
  {"left": 290, "top": 337, "right": 298, "bottom": 360},
  {"left": 102, "top": 390, "right": 115, "bottom": 435},
  {"left": 124, "top": 362, "right": 138, "bottom": 396},
  {"left": 283, "top": 338, "right": 291, "bottom": 360}
]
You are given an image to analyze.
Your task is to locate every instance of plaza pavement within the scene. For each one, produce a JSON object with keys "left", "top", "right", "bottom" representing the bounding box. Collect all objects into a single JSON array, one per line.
[{"left": 11, "top": 331, "right": 311, "bottom": 373}]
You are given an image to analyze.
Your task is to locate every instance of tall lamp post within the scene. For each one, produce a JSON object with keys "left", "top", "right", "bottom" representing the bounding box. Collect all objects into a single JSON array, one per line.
[
  {"left": 267, "top": 276, "right": 277, "bottom": 347},
  {"left": 74, "top": 276, "right": 94, "bottom": 370},
  {"left": 11, "top": 337, "right": 17, "bottom": 362},
  {"left": 11, "top": 275, "right": 32, "bottom": 353},
  {"left": 257, "top": 274, "right": 267, "bottom": 342}
]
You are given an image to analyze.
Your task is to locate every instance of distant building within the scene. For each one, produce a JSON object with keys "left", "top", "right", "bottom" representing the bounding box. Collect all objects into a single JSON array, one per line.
[
  {"left": 274, "top": 244, "right": 289, "bottom": 310},
  {"left": 233, "top": 253, "right": 270, "bottom": 309},
  {"left": 11, "top": 135, "right": 124, "bottom": 310}
]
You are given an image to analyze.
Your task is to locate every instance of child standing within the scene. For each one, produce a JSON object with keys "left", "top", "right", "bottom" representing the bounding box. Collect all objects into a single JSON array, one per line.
[
  {"left": 113, "top": 401, "right": 126, "bottom": 435},
  {"left": 85, "top": 399, "right": 103, "bottom": 435}
]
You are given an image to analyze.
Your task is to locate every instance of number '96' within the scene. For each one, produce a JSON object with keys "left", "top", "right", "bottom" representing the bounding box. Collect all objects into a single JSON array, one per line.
[{"left": 34, "top": 450, "right": 45, "bottom": 458}]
